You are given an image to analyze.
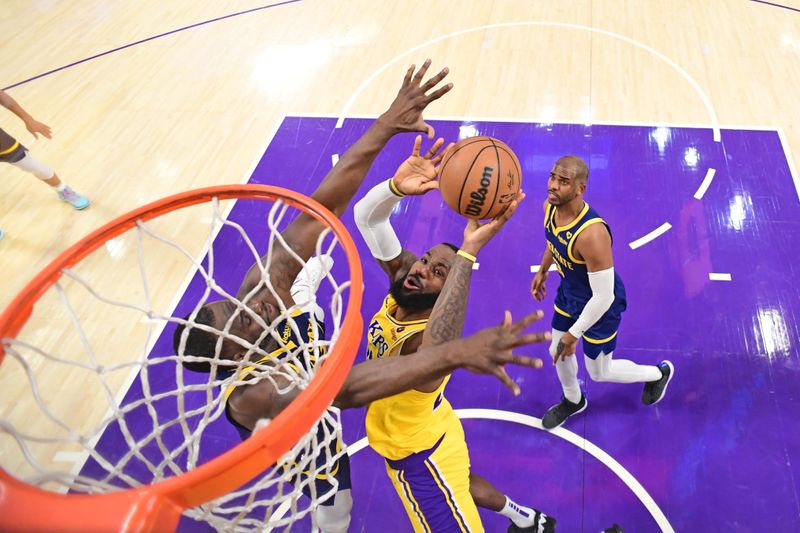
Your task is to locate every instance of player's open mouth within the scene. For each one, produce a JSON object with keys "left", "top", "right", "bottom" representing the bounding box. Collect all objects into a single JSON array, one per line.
[
  {"left": 548, "top": 192, "right": 559, "bottom": 201},
  {"left": 403, "top": 276, "right": 421, "bottom": 291}
]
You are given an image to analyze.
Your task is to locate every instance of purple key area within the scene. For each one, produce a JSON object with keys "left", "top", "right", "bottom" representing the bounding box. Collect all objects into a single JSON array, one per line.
[{"left": 87, "top": 118, "right": 800, "bottom": 532}]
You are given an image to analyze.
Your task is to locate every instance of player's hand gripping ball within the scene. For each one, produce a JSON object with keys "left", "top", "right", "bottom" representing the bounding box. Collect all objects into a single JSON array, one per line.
[{"left": 438, "top": 136, "right": 522, "bottom": 219}]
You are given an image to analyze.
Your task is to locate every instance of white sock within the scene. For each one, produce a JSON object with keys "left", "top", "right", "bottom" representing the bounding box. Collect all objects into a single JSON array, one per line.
[
  {"left": 499, "top": 496, "right": 536, "bottom": 528},
  {"left": 555, "top": 356, "right": 582, "bottom": 403},
  {"left": 52, "top": 183, "right": 66, "bottom": 192}
]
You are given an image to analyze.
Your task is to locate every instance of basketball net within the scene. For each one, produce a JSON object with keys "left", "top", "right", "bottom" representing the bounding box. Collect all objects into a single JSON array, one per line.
[{"left": 0, "top": 186, "right": 362, "bottom": 531}]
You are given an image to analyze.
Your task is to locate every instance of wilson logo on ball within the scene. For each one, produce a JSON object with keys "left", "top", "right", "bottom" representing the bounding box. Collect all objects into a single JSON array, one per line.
[
  {"left": 438, "top": 136, "right": 522, "bottom": 219},
  {"left": 465, "top": 165, "right": 494, "bottom": 216}
]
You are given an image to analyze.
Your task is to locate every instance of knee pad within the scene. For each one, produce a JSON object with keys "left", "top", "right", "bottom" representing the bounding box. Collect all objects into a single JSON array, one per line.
[{"left": 315, "top": 489, "right": 352, "bottom": 533}]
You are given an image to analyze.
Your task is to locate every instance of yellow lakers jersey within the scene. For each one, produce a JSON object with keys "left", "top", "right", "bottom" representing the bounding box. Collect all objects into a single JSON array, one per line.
[{"left": 365, "top": 294, "right": 458, "bottom": 460}]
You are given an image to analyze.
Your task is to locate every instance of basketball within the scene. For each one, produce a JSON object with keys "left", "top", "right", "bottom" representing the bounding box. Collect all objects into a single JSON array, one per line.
[{"left": 437, "top": 136, "right": 522, "bottom": 219}]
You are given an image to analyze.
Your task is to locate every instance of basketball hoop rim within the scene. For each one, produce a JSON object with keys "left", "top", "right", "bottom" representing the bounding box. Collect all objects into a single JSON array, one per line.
[{"left": 0, "top": 184, "right": 364, "bottom": 532}]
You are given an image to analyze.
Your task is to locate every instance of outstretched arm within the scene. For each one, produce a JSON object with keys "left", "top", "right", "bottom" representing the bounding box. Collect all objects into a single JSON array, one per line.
[
  {"left": 412, "top": 194, "right": 526, "bottom": 392},
  {"left": 238, "top": 60, "right": 453, "bottom": 301},
  {"left": 228, "top": 310, "right": 548, "bottom": 429},
  {"left": 335, "top": 310, "right": 548, "bottom": 408},
  {"left": 0, "top": 89, "right": 52, "bottom": 139},
  {"left": 354, "top": 135, "right": 450, "bottom": 282}
]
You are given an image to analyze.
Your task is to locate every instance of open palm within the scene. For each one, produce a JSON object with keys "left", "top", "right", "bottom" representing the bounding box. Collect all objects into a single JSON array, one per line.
[{"left": 392, "top": 135, "right": 453, "bottom": 196}]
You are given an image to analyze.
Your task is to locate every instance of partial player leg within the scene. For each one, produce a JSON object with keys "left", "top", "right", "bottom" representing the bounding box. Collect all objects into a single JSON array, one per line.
[
  {"left": 542, "top": 329, "right": 587, "bottom": 430},
  {"left": 584, "top": 351, "right": 673, "bottom": 404},
  {"left": 469, "top": 472, "right": 556, "bottom": 533},
  {"left": 550, "top": 329, "right": 581, "bottom": 404},
  {"left": 314, "top": 488, "right": 352, "bottom": 533},
  {"left": 10, "top": 152, "right": 90, "bottom": 210},
  {"left": 384, "top": 427, "right": 482, "bottom": 532}
]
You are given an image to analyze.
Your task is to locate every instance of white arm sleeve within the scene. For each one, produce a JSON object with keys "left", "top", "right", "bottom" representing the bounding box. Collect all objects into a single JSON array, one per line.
[
  {"left": 353, "top": 179, "right": 403, "bottom": 261},
  {"left": 290, "top": 255, "right": 333, "bottom": 321},
  {"left": 568, "top": 267, "right": 615, "bottom": 339}
]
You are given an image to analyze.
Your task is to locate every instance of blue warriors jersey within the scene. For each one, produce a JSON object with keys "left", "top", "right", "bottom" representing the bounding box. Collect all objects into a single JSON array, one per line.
[
  {"left": 364, "top": 294, "right": 457, "bottom": 461},
  {"left": 224, "top": 309, "right": 326, "bottom": 426},
  {"left": 223, "top": 310, "right": 351, "bottom": 500},
  {"left": 544, "top": 202, "right": 627, "bottom": 358}
]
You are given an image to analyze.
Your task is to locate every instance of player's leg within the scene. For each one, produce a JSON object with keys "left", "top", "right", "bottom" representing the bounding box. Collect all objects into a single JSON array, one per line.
[
  {"left": 550, "top": 329, "right": 581, "bottom": 404},
  {"left": 469, "top": 472, "right": 556, "bottom": 533},
  {"left": 385, "top": 425, "right": 482, "bottom": 532},
  {"left": 583, "top": 350, "right": 661, "bottom": 383},
  {"left": 581, "top": 321, "right": 674, "bottom": 404},
  {"left": 9, "top": 148, "right": 89, "bottom": 210},
  {"left": 542, "top": 327, "right": 587, "bottom": 430},
  {"left": 584, "top": 350, "right": 673, "bottom": 405},
  {"left": 310, "top": 449, "right": 353, "bottom": 533},
  {"left": 314, "top": 489, "right": 352, "bottom": 533}
]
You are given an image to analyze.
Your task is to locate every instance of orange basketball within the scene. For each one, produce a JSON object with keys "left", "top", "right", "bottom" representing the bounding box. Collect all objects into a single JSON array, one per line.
[{"left": 438, "top": 136, "right": 522, "bottom": 219}]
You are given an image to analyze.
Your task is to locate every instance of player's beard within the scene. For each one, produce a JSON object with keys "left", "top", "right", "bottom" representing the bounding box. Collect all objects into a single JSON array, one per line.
[{"left": 389, "top": 277, "right": 440, "bottom": 313}]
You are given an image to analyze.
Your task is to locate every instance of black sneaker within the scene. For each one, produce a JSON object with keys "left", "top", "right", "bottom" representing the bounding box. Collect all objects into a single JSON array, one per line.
[
  {"left": 542, "top": 394, "right": 587, "bottom": 430},
  {"left": 602, "top": 524, "right": 624, "bottom": 533},
  {"left": 508, "top": 510, "right": 557, "bottom": 533},
  {"left": 642, "top": 361, "right": 674, "bottom": 405}
]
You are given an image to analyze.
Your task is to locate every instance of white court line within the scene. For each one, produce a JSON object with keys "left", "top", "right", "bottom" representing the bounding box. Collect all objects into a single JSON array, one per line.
[
  {"left": 334, "top": 22, "right": 721, "bottom": 142},
  {"left": 531, "top": 264, "right": 558, "bottom": 273},
  {"left": 472, "top": 262, "right": 480, "bottom": 271},
  {"left": 693, "top": 167, "right": 717, "bottom": 199},
  {"left": 709, "top": 273, "right": 732, "bottom": 281},
  {"left": 331, "top": 153, "right": 339, "bottom": 166},
  {"left": 628, "top": 223, "right": 672, "bottom": 249},
  {"left": 272, "top": 409, "right": 675, "bottom": 531},
  {"left": 777, "top": 128, "right": 800, "bottom": 203}
]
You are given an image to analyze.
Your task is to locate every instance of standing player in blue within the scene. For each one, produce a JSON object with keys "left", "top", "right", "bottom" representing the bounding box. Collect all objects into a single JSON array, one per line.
[{"left": 530, "top": 155, "right": 674, "bottom": 429}]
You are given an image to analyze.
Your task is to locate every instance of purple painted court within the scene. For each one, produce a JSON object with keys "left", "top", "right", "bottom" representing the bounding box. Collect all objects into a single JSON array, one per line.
[{"left": 92, "top": 117, "right": 800, "bottom": 531}]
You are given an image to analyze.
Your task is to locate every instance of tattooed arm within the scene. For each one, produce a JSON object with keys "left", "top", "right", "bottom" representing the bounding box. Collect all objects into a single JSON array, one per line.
[{"left": 413, "top": 193, "right": 526, "bottom": 392}]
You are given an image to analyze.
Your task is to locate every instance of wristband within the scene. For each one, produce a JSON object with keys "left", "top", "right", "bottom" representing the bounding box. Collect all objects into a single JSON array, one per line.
[
  {"left": 387, "top": 178, "right": 405, "bottom": 197},
  {"left": 456, "top": 249, "right": 477, "bottom": 262}
]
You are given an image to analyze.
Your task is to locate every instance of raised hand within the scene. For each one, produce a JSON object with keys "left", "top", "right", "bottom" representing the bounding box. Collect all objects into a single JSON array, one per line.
[
  {"left": 377, "top": 59, "right": 453, "bottom": 139},
  {"left": 456, "top": 310, "right": 549, "bottom": 395},
  {"left": 461, "top": 191, "right": 526, "bottom": 256},
  {"left": 391, "top": 135, "right": 453, "bottom": 196}
]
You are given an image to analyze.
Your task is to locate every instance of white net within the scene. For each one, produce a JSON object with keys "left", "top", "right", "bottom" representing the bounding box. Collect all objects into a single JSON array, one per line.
[{"left": 0, "top": 192, "right": 355, "bottom": 531}]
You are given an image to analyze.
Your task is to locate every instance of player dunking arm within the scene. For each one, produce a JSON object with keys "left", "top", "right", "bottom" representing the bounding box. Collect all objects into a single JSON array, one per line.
[
  {"left": 530, "top": 155, "right": 674, "bottom": 430},
  {"left": 353, "top": 140, "right": 556, "bottom": 533},
  {"left": 0, "top": 89, "right": 90, "bottom": 221}
]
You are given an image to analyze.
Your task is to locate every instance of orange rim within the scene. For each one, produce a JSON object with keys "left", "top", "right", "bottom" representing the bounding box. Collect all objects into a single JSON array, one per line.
[{"left": 0, "top": 185, "right": 363, "bottom": 533}]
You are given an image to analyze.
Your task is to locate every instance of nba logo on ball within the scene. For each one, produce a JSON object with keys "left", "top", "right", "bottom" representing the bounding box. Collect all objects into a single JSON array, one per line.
[{"left": 437, "top": 136, "right": 522, "bottom": 219}]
